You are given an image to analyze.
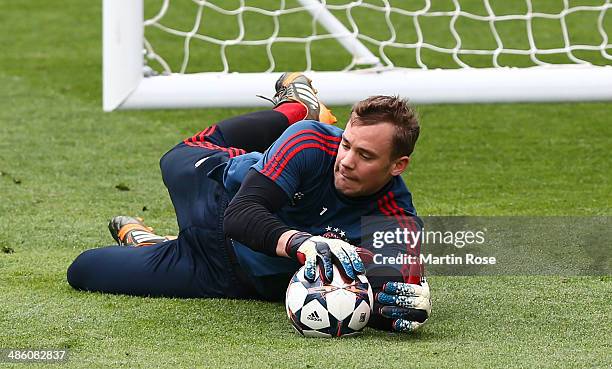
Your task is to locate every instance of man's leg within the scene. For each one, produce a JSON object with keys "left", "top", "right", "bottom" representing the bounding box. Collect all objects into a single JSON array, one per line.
[
  {"left": 183, "top": 108, "right": 299, "bottom": 155},
  {"left": 67, "top": 111, "right": 287, "bottom": 298},
  {"left": 67, "top": 140, "right": 253, "bottom": 298},
  {"left": 67, "top": 226, "right": 252, "bottom": 298},
  {"left": 161, "top": 107, "right": 308, "bottom": 231},
  {"left": 68, "top": 74, "right": 330, "bottom": 298},
  {"left": 180, "top": 71, "right": 338, "bottom": 155}
]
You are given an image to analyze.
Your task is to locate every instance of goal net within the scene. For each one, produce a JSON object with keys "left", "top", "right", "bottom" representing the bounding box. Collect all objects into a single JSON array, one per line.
[{"left": 103, "top": 0, "right": 612, "bottom": 111}]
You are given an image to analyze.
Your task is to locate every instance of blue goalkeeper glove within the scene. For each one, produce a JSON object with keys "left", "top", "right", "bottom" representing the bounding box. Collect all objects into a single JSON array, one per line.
[
  {"left": 285, "top": 232, "right": 365, "bottom": 282},
  {"left": 370, "top": 278, "right": 431, "bottom": 333}
]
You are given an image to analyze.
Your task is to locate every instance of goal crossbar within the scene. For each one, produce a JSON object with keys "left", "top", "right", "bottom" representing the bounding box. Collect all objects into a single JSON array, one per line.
[{"left": 103, "top": 0, "right": 612, "bottom": 111}]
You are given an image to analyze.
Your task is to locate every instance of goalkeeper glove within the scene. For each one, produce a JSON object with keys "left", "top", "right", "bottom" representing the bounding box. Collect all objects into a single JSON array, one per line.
[
  {"left": 285, "top": 232, "right": 365, "bottom": 282},
  {"left": 369, "top": 277, "right": 431, "bottom": 333}
]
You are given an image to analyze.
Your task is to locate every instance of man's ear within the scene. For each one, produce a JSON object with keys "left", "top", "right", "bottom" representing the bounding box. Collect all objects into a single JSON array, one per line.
[{"left": 390, "top": 156, "right": 410, "bottom": 176}]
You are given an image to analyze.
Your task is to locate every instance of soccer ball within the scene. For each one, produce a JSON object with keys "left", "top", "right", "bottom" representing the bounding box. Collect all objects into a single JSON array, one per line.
[{"left": 285, "top": 265, "right": 373, "bottom": 337}]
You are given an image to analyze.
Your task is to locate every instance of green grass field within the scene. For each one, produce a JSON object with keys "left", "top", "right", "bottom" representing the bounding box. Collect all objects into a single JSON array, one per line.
[{"left": 1, "top": 1, "right": 611, "bottom": 368}]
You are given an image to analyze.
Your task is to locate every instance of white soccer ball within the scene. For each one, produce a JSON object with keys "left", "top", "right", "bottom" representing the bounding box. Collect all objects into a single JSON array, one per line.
[{"left": 285, "top": 265, "right": 373, "bottom": 337}]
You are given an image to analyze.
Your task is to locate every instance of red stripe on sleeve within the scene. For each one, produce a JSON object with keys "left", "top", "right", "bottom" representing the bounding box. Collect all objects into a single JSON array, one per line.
[
  {"left": 262, "top": 130, "right": 340, "bottom": 176},
  {"left": 262, "top": 135, "right": 338, "bottom": 177},
  {"left": 267, "top": 142, "right": 338, "bottom": 181},
  {"left": 262, "top": 130, "right": 339, "bottom": 177}
]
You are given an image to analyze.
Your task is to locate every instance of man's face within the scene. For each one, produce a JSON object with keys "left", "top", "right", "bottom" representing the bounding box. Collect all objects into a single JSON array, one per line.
[{"left": 333, "top": 116, "right": 408, "bottom": 197}]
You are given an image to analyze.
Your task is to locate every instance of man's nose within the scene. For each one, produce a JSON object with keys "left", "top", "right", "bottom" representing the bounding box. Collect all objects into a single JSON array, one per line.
[{"left": 340, "top": 150, "right": 356, "bottom": 169}]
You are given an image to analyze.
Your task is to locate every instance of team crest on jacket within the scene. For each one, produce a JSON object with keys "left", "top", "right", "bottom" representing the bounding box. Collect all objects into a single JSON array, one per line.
[{"left": 321, "top": 225, "right": 349, "bottom": 242}]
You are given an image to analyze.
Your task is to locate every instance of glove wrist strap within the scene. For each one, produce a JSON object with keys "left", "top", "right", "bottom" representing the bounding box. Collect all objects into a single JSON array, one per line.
[{"left": 284, "top": 231, "right": 313, "bottom": 258}]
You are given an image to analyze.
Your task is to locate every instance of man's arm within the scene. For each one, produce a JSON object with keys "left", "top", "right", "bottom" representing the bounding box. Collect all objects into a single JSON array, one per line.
[
  {"left": 275, "top": 230, "right": 297, "bottom": 257},
  {"left": 223, "top": 169, "right": 293, "bottom": 257},
  {"left": 224, "top": 169, "right": 364, "bottom": 282}
]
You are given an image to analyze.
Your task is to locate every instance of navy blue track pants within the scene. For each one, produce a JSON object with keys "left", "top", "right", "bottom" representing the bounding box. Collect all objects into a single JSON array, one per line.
[{"left": 67, "top": 124, "right": 258, "bottom": 298}]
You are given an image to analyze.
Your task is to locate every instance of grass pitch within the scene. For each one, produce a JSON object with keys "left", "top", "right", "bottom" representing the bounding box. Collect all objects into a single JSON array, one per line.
[{"left": 0, "top": 1, "right": 611, "bottom": 368}]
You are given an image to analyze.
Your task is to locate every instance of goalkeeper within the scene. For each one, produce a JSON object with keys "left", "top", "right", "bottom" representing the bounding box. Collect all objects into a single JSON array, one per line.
[{"left": 67, "top": 73, "right": 431, "bottom": 333}]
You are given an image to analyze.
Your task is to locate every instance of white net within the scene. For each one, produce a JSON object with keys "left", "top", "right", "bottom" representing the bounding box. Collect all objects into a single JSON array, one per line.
[{"left": 143, "top": 0, "right": 612, "bottom": 75}]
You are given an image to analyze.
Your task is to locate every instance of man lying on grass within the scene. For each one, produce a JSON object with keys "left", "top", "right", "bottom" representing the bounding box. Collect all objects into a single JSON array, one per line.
[{"left": 67, "top": 73, "right": 431, "bottom": 333}]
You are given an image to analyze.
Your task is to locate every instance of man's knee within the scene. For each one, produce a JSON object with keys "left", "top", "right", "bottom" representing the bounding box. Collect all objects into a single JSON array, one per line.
[
  {"left": 159, "top": 144, "right": 202, "bottom": 185},
  {"left": 159, "top": 146, "right": 177, "bottom": 182},
  {"left": 66, "top": 249, "right": 99, "bottom": 291}
]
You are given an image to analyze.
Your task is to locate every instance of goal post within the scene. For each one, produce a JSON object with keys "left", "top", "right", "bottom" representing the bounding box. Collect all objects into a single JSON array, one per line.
[
  {"left": 103, "top": 0, "right": 143, "bottom": 112},
  {"left": 103, "top": 0, "right": 612, "bottom": 111}
]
